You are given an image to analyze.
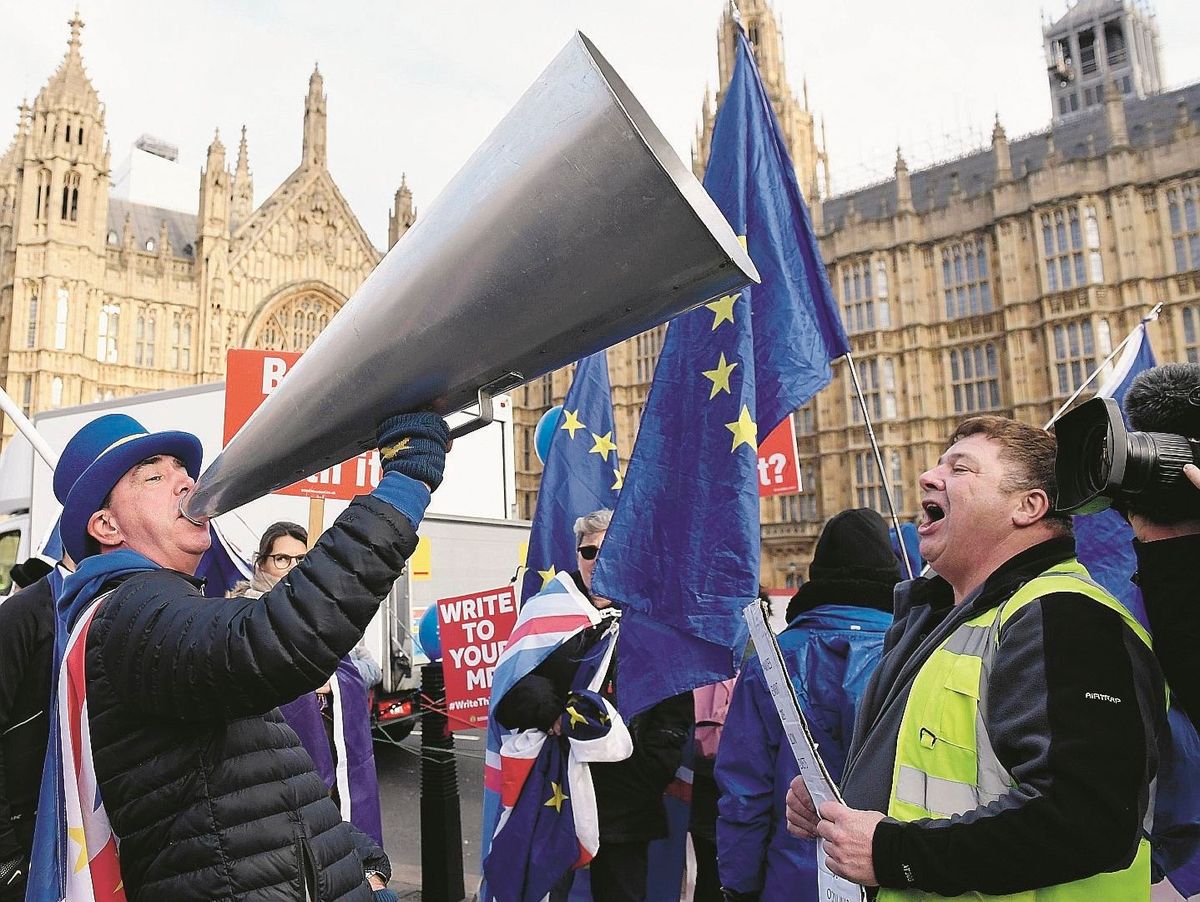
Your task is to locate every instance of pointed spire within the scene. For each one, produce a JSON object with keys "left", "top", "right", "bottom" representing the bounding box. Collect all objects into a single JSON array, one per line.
[
  {"left": 206, "top": 127, "right": 226, "bottom": 167},
  {"left": 232, "top": 124, "right": 254, "bottom": 224},
  {"left": 302, "top": 63, "right": 327, "bottom": 168},
  {"left": 35, "top": 9, "right": 100, "bottom": 113},
  {"left": 68, "top": 9, "right": 84, "bottom": 55},
  {"left": 389, "top": 173, "right": 416, "bottom": 248},
  {"left": 992, "top": 113, "right": 1012, "bottom": 182},
  {"left": 895, "top": 146, "right": 912, "bottom": 211},
  {"left": 802, "top": 75, "right": 810, "bottom": 111}
]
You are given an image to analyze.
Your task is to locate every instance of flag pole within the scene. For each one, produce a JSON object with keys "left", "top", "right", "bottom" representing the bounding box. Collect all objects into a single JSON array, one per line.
[
  {"left": 0, "top": 384, "right": 59, "bottom": 468},
  {"left": 844, "top": 352, "right": 914, "bottom": 579},
  {"left": 1043, "top": 303, "right": 1163, "bottom": 430}
]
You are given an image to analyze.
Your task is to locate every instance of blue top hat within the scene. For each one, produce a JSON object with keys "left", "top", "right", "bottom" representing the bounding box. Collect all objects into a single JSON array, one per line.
[{"left": 55, "top": 414, "right": 204, "bottom": 562}]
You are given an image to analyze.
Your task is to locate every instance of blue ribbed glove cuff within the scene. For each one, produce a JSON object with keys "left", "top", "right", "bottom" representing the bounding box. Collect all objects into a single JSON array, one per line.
[
  {"left": 372, "top": 472, "right": 431, "bottom": 530},
  {"left": 376, "top": 412, "right": 450, "bottom": 491}
]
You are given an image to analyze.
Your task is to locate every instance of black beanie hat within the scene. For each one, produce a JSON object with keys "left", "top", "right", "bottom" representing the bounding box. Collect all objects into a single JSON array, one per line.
[{"left": 809, "top": 508, "right": 902, "bottom": 584}]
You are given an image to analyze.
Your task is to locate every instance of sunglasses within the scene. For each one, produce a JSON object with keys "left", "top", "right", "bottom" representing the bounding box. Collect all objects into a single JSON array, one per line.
[
  {"left": 267, "top": 553, "right": 305, "bottom": 569},
  {"left": 577, "top": 545, "right": 601, "bottom": 561}
]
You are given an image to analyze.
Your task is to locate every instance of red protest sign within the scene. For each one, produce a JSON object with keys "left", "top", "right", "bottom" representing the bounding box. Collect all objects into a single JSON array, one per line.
[
  {"left": 437, "top": 585, "right": 519, "bottom": 731},
  {"left": 757, "top": 414, "right": 800, "bottom": 497},
  {"left": 224, "top": 348, "right": 380, "bottom": 501}
]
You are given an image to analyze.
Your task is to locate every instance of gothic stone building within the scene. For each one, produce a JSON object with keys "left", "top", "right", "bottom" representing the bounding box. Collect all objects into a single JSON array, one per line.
[
  {"left": 512, "top": 0, "right": 1200, "bottom": 588},
  {"left": 0, "top": 14, "right": 415, "bottom": 445}
]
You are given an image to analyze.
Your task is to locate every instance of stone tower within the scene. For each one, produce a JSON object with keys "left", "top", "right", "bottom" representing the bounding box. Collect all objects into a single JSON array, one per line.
[
  {"left": 0, "top": 11, "right": 111, "bottom": 412},
  {"left": 388, "top": 174, "right": 415, "bottom": 249},
  {"left": 693, "top": 0, "right": 827, "bottom": 205},
  {"left": 1044, "top": 0, "right": 1163, "bottom": 124}
]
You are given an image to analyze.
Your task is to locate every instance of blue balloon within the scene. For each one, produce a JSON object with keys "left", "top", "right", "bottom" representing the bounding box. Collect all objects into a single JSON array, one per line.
[
  {"left": 418, "top": 604, "right": 441, "bottom": 661},
  {"left": 534, "top": 404, "right": 565, "bottom": 465}
]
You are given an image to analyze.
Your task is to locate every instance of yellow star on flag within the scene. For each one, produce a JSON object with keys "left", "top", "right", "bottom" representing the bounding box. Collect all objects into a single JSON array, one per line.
[
  {"left": 566, "top": 705, "right": 588, "bottom": 728},
  {"left": 538, "top": 565, "right": 557, "bottom": 587},
  {"left": 545, "top": 781, "right": 569, "bottom": 813},
  {"left": 379, "top": 436, "right": 411, "bottom": 460},
  {"left": 560, "top": 409, "right": 586, "bottom": 439},
  {"left": 705, "top": 294, "right": 737, "bottom": 330},
  {"left": 589, "top": 431, "right": 617, "bottom": 462},
  {"left": 726, "top": 405, "right": 758, "bottom": 452},
  {"left": 67, "top": 825, "right": 88, "bottom": 873},
  {"left": 702, "top": 352, "right": 738, "bottom": 400},
  {"left": 612, "top": 467, "right": 624, "bottom": 491}
]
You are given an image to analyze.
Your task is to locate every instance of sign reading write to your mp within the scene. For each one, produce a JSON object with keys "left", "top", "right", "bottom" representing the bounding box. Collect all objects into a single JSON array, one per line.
[
  {"left": 224, "top": 348, "right": 383, "bottom": 501},
  {"left": 437, "top": 585, "right": 519, "bottom": 731},
  {"left": 756, "top": 413, "right": 800, "bottom": 498}
]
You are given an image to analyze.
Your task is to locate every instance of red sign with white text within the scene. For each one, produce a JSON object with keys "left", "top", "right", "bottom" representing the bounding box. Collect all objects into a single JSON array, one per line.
[
  {"left": 437, "top": 585, "right": 519, "bottom": 731},
  {"left": 223, "top": 348, "right": 381, "bottom": 500},
  {"left": 757, "top": 415, "right": 800, "bottom": 497}
]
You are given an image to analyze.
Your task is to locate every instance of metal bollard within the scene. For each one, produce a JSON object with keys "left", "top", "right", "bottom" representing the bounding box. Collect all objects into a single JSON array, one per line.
[{"left": 420, "top": 660, "right": 466, "bottom": 902}]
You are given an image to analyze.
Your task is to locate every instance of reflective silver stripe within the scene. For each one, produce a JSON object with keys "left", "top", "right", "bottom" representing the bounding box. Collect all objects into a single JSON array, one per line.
[
  {"left": 941, "top": 623, "right": 992, "bottom": 658},
  {"left": 896, "top": 765, "right": 980, "bottom": 817}
]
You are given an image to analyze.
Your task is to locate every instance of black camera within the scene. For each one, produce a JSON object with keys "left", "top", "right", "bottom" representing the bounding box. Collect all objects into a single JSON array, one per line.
[{"left": 1055, "top": 395, "right": 1200, "bottom": 515}]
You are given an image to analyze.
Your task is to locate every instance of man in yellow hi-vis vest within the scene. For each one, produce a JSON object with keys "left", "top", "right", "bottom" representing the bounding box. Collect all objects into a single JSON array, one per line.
[{"left": 785, "top": 415, "right": 1165, "bottom": 900}]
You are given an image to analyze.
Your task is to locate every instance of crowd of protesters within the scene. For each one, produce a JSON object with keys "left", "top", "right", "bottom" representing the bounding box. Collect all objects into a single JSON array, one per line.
[{"left": 0, "top": 362, "right": 1197, "bottom": 902}]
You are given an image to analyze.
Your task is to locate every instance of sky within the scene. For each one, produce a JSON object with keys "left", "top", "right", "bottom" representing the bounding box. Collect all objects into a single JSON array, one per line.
[{"left": 2, "top": 0, "right": 1199, "bottom": 249}]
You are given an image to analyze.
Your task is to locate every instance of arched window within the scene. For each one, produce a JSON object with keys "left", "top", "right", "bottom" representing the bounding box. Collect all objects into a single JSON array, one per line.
[
  {"left": 135, "top": 311, "right": 158, "bottom": 366},
  {"left": 250, "top": 291, "right": 341, "bottom": 351},
  {"left": 35, "top": 170, "right": 51, "bottom": 221},
  {"left": 61, "top": 171, "right": 80, "bottom": 221},
  {"left": 64, "top": 123, "right": 71, "bottom": 143},
  {"left": 96, "top": 304, "right": 119, "bottom": 363},
  {"left": 51, "top": 377, "right": 63, "bottom": 408},
  {"left": 181, "top": 321, "right": 192, "bottom": 370},
  {"left": 54, "top": 288, "right": 69, "bottom": 350},
  {"left": 26, "top": 291, "right": 39, "bottom": 348},
  {"left": 77, "top": 125, "right": 84, "bottom": 145}
]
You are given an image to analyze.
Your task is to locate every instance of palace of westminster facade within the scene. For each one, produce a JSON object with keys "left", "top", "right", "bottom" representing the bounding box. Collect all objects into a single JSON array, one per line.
[{"left": 2, "top": 3, "right": 1199, "bottom": 585}]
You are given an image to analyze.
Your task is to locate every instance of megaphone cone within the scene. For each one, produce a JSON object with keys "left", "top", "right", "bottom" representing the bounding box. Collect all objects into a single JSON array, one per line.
[{"left": 186, "top": 32, "right": 758, "bottom": 520}]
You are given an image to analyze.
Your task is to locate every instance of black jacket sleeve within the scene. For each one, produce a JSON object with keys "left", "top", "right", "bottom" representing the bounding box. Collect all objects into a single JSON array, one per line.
[
  {"left": 1136, "top": 534, "right": 1200, "bottom": 730},
  {"left": 346, "top": 824, "right": 391, "bottom": 881},
  {"left": 91, "top": 495, "right": 418, "bottom": 720},
  {"left": 872, "top": 593, "right": 1164, "bottom": 896},
  {"left": 0, "top": 578, "right": 53, "bottom": 863}
]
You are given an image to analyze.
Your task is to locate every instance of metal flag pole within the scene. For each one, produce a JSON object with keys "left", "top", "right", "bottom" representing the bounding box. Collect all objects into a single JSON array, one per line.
[
  {"left": 1043, "top": 302, "right": 1163, "bottom": 430},
  {"left": 844, "top": 352, "right": 915, "bottom": 579},
  {"left": 0, "top": 384, "right": 59, "bottom": 468}
]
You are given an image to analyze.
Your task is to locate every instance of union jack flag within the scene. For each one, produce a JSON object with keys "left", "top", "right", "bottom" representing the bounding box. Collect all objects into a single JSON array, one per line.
[
  {"left": 480, "top": 572, "right": 624, "bottom": 901},
  {"left": 58, "top": 595, "right": 125, "bottom": 901}
]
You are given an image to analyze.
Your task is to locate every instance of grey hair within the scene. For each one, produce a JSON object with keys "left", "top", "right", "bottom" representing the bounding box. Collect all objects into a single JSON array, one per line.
[{"left": 573, "top": 508, "right": 613, "bottom": 545}]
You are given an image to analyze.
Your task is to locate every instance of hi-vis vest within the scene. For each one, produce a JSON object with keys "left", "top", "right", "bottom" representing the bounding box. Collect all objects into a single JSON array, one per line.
[{"left": 878, "top": 559, "right": 1154, "bottom": 902}]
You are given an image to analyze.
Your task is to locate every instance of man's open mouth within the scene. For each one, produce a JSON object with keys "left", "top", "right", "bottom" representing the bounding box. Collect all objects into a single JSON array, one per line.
[{"left": 920, "top": 500, "right": 946, "bottom": 528}]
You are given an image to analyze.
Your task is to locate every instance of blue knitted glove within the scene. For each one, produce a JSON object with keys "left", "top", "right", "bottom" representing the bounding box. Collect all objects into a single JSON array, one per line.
[{"left": 376, "top": 411, "right": 450, "bottom": 491}]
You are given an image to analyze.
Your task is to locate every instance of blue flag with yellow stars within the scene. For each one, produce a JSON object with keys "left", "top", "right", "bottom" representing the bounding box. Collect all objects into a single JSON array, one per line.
[
  {"left": 592, "top": 24, "right": 848, "bottom": 717},
  {"left": 521, "top": 351, "right": 620, "bottom": 602}
]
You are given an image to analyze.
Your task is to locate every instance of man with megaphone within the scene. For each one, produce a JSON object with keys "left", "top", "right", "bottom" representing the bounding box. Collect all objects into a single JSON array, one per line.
[{"left": 27, "top": 410, "right": 450, "bottom": 902}]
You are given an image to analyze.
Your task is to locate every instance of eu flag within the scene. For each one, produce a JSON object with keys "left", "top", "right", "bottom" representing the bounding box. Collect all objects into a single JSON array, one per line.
[
  {"left": 592, "top": 26, "right": 848, "bottom": 716},
  {"left": 521, "top": 351, "right": 620, "bottom": 602}
]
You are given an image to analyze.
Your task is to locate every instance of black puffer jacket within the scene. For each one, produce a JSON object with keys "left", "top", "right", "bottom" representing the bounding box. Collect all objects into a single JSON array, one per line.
[
  {"left": 83, "top": 495, "right": 415, "bottom": 901},
  {"left": 0, "top": 574, "right": 55, "bottom": 867}
]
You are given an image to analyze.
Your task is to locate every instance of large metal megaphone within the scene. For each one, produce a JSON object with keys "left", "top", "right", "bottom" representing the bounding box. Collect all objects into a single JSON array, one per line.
[{"left": 185, "top": 32, "right": 758, "bottom": 520}]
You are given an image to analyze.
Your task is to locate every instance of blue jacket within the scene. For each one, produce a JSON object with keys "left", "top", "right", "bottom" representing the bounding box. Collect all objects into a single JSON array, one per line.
[{"left": 715, "top": 604, "right": 890, "bottom": 899}]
